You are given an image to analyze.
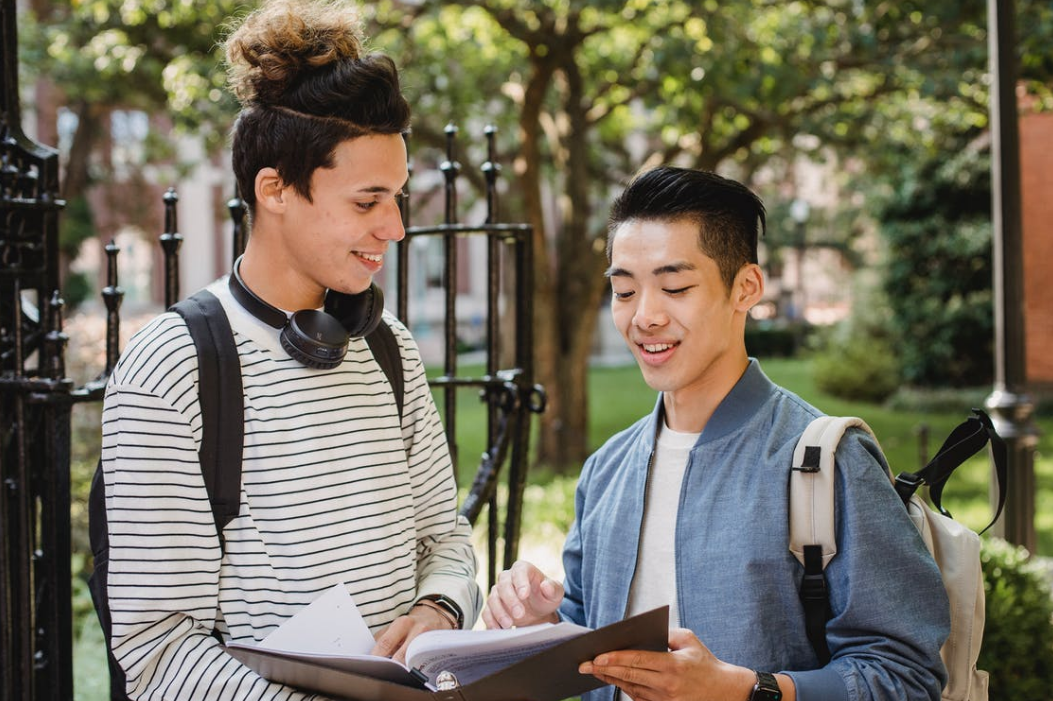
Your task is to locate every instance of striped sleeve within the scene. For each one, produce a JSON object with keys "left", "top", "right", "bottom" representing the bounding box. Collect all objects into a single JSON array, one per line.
[
  {"left": 101, "top": 313, "right": 322, "bottom": 701},
  {"left": 385, "top": 314, "right": 483, "bottom": 625}
]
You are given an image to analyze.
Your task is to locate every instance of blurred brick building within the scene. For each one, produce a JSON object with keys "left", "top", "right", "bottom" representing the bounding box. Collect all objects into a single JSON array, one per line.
[{"left": 1021, "top": 101, "right": 1053, "bottom": 393}]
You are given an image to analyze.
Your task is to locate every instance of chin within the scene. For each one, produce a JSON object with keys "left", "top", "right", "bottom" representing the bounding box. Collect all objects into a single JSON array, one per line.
[{"left": 635, "top": 365, "right": 673, "bottom": 393}]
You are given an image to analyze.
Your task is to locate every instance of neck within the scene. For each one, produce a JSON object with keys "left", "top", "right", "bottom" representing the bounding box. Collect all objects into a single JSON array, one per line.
[
  {"left": 661, "top": 353, "right": 749, "bottom": 433},
  {"left": 239, "top": 244, "right": 325, "bottom": 311}
]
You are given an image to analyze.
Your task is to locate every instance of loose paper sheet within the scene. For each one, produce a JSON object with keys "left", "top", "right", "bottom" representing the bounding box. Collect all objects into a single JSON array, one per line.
[{"left": 258, "top": 583, "right": 376, "bottom": 656}]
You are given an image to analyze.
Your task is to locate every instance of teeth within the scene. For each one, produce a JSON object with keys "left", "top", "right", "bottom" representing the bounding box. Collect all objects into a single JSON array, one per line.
[
  {"left": 357, "top": 252, "right": 383, "bottom": 263},
  {"left": 642, "top": 343, "right": 674, "bottom": 353}
]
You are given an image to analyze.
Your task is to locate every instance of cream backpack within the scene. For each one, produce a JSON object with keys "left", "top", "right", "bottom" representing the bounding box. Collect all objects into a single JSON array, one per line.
[{"left": 789, "top": 411, "right": 1006, "bottom": 701}]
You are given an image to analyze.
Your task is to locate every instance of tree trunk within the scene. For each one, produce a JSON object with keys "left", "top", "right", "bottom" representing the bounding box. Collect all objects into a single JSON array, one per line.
[
  {"left": 57, "top": 101, "right": 105, "bottom": 294},
  {"left": 547, "top": 59, "right": 609, "bottom": 467},
  {"left": 516, "top": 53, "right": 563, "bottom": 470},
  {"left": 62, "top": 101, "right": 104, "bottom": 203}
]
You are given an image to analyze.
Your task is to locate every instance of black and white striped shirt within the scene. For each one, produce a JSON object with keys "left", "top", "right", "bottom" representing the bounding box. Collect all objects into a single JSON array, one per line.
[{"left": 100, "top": 280, "right": 480, "bottom": 700}]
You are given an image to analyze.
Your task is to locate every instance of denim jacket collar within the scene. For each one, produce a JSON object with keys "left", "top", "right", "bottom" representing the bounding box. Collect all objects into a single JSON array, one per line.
[{"left": 645, "top": 359, "right": 772, "bottom": 449}]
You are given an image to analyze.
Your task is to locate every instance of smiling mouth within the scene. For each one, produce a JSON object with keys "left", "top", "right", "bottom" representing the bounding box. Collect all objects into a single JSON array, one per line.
[
  {"left": 640, "top": 342, "right": 677, "bottom": 354},
  {"left": 355, "top": 251, "right": 383, "bottom": 263}
]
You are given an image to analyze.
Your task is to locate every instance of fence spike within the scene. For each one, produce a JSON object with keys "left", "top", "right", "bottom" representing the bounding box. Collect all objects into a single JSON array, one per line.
[{"left": 159, "top": 187, "right": 183, "bottom": 307}]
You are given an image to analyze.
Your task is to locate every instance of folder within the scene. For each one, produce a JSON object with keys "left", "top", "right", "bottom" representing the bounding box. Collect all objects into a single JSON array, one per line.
[{"left": 227, "top": 605, "right": 669, "bottom": 701}]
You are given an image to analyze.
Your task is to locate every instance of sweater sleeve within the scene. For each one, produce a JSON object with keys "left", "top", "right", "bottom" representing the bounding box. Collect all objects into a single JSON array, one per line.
[
  {"left": 386, "top": 315, "right": 482, "bottom": 627},
  {"left": 101, "top": 317, "right": 323, "bottom": 701}
]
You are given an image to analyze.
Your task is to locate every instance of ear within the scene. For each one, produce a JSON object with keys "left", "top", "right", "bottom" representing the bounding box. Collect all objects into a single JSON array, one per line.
[
  {"left": 254, "top": 168, "right": 287, "bottom": 214},
  {"left": 732, "top": 263, "right": 765, "bottom": 312}
]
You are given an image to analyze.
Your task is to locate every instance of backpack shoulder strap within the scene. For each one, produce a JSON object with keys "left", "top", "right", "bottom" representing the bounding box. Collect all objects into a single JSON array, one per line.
[
  {"left": 170, "top": 290, "right": 244, "bottom": 548},
  {"left": 789, "top": 415, "right": 875, "bottom": 666},
  {"left": 365, "top": 318, "right": 405, "bottom": 421},
  {"left": 789, "top": 415, "right": 876, "bottom": 567},
  {"left": 894, "top": 408, "right": 1007, "bottom": 534}
]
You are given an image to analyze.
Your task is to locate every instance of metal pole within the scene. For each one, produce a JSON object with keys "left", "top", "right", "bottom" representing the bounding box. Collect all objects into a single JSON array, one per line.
[
  {"left": 984, "top": 0, "right": 1040, "bottom": 552},
  {"left": 440, "top": 124, "right": 460, "bottom": 476}
]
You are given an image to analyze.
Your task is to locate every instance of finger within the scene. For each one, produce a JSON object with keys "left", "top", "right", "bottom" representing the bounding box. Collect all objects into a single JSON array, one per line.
[
  {"left": 538, "top": 577, "right": 564, "bottom": 604},
  {"left": 580, "top": 659, "right": 662, "bottom": 701},
  {"left": 391, "top": 640, "right": 410, "bottom": 665},
  {"left": 667, "top": 627, "right": 700, "bottom": 651},
  {"left": 510, "top": 560, "right": 541, "bottom": 599},
  {"left": 370, "top": 617, "right": 411, "bottom": 658},
  {"left": 495, "top": 574, "right": 531, "bottom": 621},
  {"left": 590, "top": 650, "right": 666, "bottom": 674},
  {"left": 485, "top": 585, "right": 516, "bottom": 628}
]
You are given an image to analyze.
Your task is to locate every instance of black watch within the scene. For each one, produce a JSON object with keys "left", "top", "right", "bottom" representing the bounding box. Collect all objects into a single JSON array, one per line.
[
  {"left": 749, "top": 671, "right": 782, "bottom": 701},
  {"left": 416, "top": 594, "right": 464, "bottom": 629}
]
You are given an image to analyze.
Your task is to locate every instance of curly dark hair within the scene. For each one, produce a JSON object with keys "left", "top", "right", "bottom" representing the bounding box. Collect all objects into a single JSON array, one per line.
[{"left": 224, "top": 0, "right": 411, "bottom": 211}]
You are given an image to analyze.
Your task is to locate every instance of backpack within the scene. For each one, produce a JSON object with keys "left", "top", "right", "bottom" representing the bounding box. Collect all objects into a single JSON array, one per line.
[
  {"left": 87, "top": 289, "right": 404, "bottom": 701},
  {"left": 789, "top": 410, "right": 1007, "bottom": 701}
]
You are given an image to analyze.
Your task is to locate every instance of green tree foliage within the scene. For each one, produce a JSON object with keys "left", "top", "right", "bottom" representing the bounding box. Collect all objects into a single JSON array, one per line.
[
  {"left": 367, "top": 0, "right": 1052, "bottom": 467},
  {"left": 23, "top": 0, "right": 243, "bottom": 202},
  {"left": 877, "top": 142, "right": 995, "bottom": 388},
  {"left": 22, "top": 0, "right": 1053, "bottom": 467}
]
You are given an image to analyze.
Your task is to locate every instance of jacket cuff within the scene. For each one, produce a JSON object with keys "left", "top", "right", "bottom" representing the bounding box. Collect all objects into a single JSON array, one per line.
[{"left": 784, "top": 667, "right": 848, "bottom": 701}]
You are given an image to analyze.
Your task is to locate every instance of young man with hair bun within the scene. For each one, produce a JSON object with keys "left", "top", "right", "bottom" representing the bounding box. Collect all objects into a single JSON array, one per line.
[{"left": 97, "top": 2, "right": 480, "bottom": 698}]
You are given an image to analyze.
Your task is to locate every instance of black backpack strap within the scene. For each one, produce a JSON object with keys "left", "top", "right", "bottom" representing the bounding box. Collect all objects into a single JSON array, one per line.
[
  {"left": 171, "top": 290, "right": 244, "bottom": 548},
  {"left": 894, "top": 408, "right": 1007, "bottom": 534},
  {"left": 365, "top": 318, "right": 404, "bottom": 421},
  {"left": 800, "top": 544, "right": 832, "bottom": 665}
]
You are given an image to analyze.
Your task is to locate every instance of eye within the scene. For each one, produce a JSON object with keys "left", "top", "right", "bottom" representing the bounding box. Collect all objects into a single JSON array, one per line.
[
  {"left": 356, "top": 200, "right": 380, "bottom": 211},
  {"left": 612, "top": 289, "right": 635, "bottom": 300},
  {"left": 663, "top": 286, "right": 693, "bottom": 295}
]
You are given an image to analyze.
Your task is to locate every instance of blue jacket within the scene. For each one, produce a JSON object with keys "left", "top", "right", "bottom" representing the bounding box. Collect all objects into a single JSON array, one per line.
[{"left": 560, "top": 361, "right": 949, "bottom": 701}]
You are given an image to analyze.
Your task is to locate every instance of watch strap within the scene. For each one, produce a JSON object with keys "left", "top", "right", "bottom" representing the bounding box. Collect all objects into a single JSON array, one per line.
[
  {"left": 415, "top": 594, "right": 464, "bottom": 629},
  {"left": 750, "top": 671, "right": 782, "bottom": 701}
]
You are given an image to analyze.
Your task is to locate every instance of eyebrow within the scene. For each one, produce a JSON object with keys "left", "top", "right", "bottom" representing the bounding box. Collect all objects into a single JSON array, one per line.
[
  {"left": 356, "top": 180, "right": 409, "bottom": 195},
  {"left": 604, "top": 261, "right": 697, "bottom": 278}
]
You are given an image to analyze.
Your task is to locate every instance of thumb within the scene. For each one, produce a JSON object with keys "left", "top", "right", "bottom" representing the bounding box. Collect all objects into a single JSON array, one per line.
[
  {"left": 667, "top": 627, "right": 703, "bottom": 652},
  {"left": 538, "top": 578, "right": 564, "bottom": 603}
]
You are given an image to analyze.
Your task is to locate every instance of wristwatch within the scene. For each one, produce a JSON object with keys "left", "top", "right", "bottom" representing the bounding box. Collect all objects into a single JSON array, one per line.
[
  {"left": 749, "top": 671, "right": 782, "bottom": 701},
  {"left": 415, "top": 594, "right": 464, "bottom": 629}
]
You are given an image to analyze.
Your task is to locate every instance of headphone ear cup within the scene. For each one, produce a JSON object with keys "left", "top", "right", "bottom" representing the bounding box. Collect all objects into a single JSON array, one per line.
[
  {"left": 324, "top": 284, "right": 385, "bottom": 339},
  {"left": 280, "top": 310, "right": 349, "bottom": 369}
]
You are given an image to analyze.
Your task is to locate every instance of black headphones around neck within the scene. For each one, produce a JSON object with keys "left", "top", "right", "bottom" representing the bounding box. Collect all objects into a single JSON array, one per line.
[{"left": 228, "top": 255, "right": 384, "bottom": 370}]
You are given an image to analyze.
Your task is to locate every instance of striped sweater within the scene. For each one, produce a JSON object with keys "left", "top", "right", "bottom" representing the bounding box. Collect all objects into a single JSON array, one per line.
[{"left": 100, "top": 279, "right": 481, "bottom": 700}]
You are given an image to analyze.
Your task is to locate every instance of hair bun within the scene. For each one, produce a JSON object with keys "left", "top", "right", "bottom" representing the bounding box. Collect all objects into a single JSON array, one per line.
[{"left": 224, "top": 0, "right": 364, "bottom": 106}]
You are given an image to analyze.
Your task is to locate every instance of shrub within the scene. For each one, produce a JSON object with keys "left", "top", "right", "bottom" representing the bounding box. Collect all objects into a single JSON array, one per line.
[
  {"left": 745, "top": 322, "right": 801, "bottom": 358},
  {"left": 811, "top": 326, "right": 900, "bottom": 404},
  {"left": 979, "top": 537, "right": 1053, "bottom": 700},
  {"left": 884, "top": 385, "right": 991, "bottom": 414}
]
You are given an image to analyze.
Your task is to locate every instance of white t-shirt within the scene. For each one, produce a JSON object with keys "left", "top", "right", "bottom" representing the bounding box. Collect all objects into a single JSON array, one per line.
[{"left": 626, "top": 423, "right": 700, "bottom": 628}]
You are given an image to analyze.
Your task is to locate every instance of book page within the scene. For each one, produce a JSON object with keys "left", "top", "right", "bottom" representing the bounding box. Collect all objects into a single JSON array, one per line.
[
  {"left": 258, "top": 583, "right": 376, "bottom": 656},
  {"left": 406, "top": 621, "right": 591, "bottom": 687}
]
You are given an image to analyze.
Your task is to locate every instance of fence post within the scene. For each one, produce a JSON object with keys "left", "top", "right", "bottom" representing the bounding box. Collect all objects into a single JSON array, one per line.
[{"left": 1, "top": 0, "right": 72, "bottom": 697}]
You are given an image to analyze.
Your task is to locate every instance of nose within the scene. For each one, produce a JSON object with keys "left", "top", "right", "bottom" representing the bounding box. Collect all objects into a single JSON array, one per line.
[
  {"left": 632, "top": 290, "right": 667, "bottom": 329},
  {"left": 377, "top": 198, "right": 406, "bottom": 242}
]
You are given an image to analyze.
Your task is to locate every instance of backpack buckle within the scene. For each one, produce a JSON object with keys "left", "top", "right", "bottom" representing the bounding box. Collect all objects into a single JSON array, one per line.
[
  {"left": 894, "top": 471, "right": 924, "bottom": 504},
  {"left": 791, "top": 445, "right": 822, "bottom": 473},
  {"left": 800, "top": 571, "right": 828, "bottom": 601}
]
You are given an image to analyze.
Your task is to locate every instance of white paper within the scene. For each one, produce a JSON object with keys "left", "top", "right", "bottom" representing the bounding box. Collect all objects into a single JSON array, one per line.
[
  {"left": 405, "top": 621, "right": 590, "bottom": 686},
  {"left": 258, "top": 583, "right": 376, "bottom": 656}
]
